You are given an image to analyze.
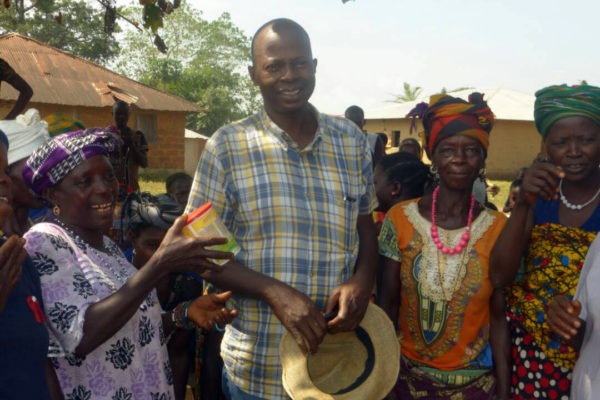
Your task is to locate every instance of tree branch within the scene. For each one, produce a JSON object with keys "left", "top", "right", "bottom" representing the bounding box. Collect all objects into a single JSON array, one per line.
[{"left": 94, "top": 0, "right": 143, "bottom": 32}]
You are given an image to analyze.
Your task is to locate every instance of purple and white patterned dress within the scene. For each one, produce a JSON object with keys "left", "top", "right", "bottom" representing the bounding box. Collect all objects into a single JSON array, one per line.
[{"left": 24, "top": 222, "right": 174, "bottom": 400}]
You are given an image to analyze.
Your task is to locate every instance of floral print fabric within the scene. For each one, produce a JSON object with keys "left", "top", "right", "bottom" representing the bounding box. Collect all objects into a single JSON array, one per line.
[
  {"left": 24, "top": 222, "right": 174, "bottom": 400},
  {"left": 506, "top": 222, "right": 595, "bottom": 370}
]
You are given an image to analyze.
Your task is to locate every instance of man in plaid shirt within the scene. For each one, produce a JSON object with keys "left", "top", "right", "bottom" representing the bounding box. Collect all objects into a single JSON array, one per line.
[{"left": 187, "top": 18, "right": 378, "bottom": 399}]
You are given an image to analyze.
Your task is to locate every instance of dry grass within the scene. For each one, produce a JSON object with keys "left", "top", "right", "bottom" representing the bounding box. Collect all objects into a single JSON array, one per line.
[
  {"left": 488, "top": 180, "right": 512, "bottom": 212},
  {"left": 139, "top": 169, "right": 173, "bottom": 195},
  {"left": 139, "top": 179, "right": 165, "bottom": 195}
]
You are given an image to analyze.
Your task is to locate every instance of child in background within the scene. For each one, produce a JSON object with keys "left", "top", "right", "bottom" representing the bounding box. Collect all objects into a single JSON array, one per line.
[
  {"left": 124, "top": 192, "right": 236, "bottom": 400},
  {"left": 398, "top": 138, "right": 423, "bottom": 160},
  {"left": 166, "top": 172, "right": 193, "bottom": 207},
  {"left": 502, "top": 179, "right": 522, "bottom": 215},
  {"left": 374, "top": 151, "right": 432, "bottom": 215}
]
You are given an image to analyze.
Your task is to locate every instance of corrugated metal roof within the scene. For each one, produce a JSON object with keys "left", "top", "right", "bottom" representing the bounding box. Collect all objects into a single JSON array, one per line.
[
  {"left": 366, "top": 87, "right": 535, "bottom": 121},
  {"left": 184, "top": 128, "right": 209, "bottom": 140},
  {"left": 0, "top": 32, "right": 203, "bottom": 112}
]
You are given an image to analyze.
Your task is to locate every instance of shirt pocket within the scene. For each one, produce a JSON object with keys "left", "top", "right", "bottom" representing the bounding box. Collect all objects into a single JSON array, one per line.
[{"left": 312, "top": 181, "right": 361, "bottom": 252}]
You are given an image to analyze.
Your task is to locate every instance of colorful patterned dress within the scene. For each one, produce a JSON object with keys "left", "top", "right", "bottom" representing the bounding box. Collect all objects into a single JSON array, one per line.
[
  {"left": 24, "top": 222, "right": 174, "bottom": 400},
  {"left": 506, "top": 199, "right": 600, "bottom": 399},
  {"left": 379, "top": 199, "right": 506, "bottom": 399}
]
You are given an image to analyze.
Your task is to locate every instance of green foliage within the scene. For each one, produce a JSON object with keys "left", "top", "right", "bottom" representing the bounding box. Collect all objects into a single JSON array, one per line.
[
  {"left": 142, "top": 3, "right": 163, "bottom": 33},
  {"left": 440, "top": 86, "right": 473, "bottom": 94},
  {"left": 1, "top": 1, "right": 187, "bottom": 55},
  {"left": 0, "top": 0, "right": 120, "bottom": 64},
  {"left": 114, "top": 4, "right": 260, "bottom": 135},
  {"left": 391, "top": 82, "right": 423, "bottom": 103}
]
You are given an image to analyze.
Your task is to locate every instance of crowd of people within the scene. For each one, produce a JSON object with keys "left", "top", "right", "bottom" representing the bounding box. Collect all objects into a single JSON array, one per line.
[{"left": 2, "top": 16, "right": 600, "bottom": 400}]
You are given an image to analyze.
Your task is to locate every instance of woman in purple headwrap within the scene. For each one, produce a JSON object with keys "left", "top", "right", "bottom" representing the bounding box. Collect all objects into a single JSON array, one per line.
[{"left": 21, "top": 129, "right": 236, "bottom": 400}]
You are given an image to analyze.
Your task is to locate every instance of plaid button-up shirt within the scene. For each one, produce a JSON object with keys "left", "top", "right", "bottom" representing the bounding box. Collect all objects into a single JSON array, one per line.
[{"left": 186, "top": 106, "right": 377, "bottom": 398}]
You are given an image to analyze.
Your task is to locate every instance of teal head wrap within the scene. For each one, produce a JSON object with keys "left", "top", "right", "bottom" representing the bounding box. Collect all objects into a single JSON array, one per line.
[{"left": 534, "top": 84, "right": 600, "bottom": 139}]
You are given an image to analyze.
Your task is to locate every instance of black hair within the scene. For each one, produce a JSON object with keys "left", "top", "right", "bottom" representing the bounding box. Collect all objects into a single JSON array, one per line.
[
  {"left": 165, "top": 172, "right": 193, "bottom": 193},
  {"left": 344, "top": 105, "right": 365, "bottom": 129},
  {"left": 379, "top": 152, "right": 432, "bottom": 199},
  {"left": 250, "top": 18, "right": 311, "bottom": 65},
  {"left": 377, "top": 132, "right": 388, "bottom": 147},
  {"left": 502, "top": 178, "right": 523, "bottom": 213},
  {"left": 344, "top": 105, "right": 364, "bottom": 119},
  {"left": 400, "top": 137, "right": 421, "bottom": 150},
  {"left": 112, "top": 100, "right": 129, "bottom": 114}
]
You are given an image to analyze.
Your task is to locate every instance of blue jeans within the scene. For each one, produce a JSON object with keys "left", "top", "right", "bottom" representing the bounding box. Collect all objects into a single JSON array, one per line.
[{"left": 221, "top": 368, "right": 266, "bottom": 400}]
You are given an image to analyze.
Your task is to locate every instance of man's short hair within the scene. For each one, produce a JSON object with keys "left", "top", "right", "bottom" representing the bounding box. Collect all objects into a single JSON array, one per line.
[
  {"left": 344, "top": 105, "right": 364, "bottom": 120},
  {"left": 250, "top": 18, "right": 311, "bottom": 66},
  {"left": 400, "top": 138, "right": 420, "bottom": 147},
  {"left": 344, "top": 105, "right": 365, "bottom": 128},
  {"left": 112, "top": 100, "right": 130, "bottom": 114}
]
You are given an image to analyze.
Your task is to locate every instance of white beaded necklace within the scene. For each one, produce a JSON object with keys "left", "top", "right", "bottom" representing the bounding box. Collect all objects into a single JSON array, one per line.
[
  {"left": 54, "top": 219, "right": 131, "bottom": 287},
  {"left": 55, "top": 219, "right": 152, "bottom": 311},
  {"left": 559, "top": 179, "right": 600, "bottom": 211}
]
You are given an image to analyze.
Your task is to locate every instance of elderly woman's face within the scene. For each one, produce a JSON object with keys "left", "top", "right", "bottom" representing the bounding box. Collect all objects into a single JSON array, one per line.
[
  {"left": 432, "top": 135, "right": 484, "bottom": 191},
  {"left": 49, "top": 155, "right": 118, "bottom": 237},
  {"left": 0, "top": 144, "right": 12, "bottom": 227},
  {"left": 545, "top": 116, "right": 600, "bottom": 183}
]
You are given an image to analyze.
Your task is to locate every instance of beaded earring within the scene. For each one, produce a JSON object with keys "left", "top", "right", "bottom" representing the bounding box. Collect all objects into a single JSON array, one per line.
[
  {"left": 52, "top": 205, "right": 61, "bottom": 217},
  {"left": 430, "top": 164, "right": 438, "bottom": 176},
  {"left": 429, "top": 164, "right": 439, "bottom": 185}
]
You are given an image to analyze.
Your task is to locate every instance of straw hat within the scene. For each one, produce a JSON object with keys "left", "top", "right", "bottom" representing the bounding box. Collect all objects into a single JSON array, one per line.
[{"left": 279, "top": 303, "right": 400, "bottom": 400}]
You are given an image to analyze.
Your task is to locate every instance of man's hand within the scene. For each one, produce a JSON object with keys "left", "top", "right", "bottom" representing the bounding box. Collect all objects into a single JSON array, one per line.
[
  {"left": 266, "top": 283, "right": 326, "bottom": 355},
  {"left": 324, "top": 273, "right": 372, "bottom": 333},
  {"left": 0, "top": 235, "right": 27, "bottom": 311}
]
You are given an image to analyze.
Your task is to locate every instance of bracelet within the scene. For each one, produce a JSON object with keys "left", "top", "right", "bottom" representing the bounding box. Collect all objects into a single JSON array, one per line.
[{"left": 172, "top": 301, "right": 195, "bottom": 330}]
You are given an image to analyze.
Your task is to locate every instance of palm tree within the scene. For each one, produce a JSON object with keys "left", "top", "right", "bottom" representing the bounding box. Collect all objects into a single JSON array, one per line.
[
  {"left": 440, "top": 86, "right": 473, "bottom": 94},
  {"left": 390, "top": 82, "right": 423, "bottom": 103}
]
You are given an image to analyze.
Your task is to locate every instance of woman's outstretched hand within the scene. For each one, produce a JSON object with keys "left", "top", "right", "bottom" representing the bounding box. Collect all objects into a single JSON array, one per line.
[{"left": 152, "top": 214, "right": 233, "bottom": 275}]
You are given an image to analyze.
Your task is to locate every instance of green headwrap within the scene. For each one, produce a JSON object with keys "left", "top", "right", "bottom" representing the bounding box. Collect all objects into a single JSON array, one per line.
[{"left": 534, "top": 84, "right": 600, "bottom": 139}]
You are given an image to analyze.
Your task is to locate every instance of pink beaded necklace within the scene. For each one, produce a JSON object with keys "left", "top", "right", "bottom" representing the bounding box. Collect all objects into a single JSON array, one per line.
[{"left": 430, "top": 186, "right": 475, "bottom": 255}]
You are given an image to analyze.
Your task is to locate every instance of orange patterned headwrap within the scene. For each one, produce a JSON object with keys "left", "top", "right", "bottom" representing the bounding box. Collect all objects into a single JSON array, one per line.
[{"left": 421, "top": 92, "right": 494, "bottom": 155}]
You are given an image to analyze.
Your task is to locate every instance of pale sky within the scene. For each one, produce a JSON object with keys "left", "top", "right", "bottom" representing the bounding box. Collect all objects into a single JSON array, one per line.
[{"left": 188, "top": 0, "right": 600, "bottom": 116}]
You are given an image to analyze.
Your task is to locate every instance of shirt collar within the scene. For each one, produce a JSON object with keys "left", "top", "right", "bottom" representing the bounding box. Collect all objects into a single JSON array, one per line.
[{"left": 259, "top": 104, "right": 329, "bottom": 152}]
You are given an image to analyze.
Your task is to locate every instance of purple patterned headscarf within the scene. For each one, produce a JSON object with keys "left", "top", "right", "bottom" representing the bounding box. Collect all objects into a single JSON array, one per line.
[{"left": 23, "top": 128, "right": 118, "bottom": 196}]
